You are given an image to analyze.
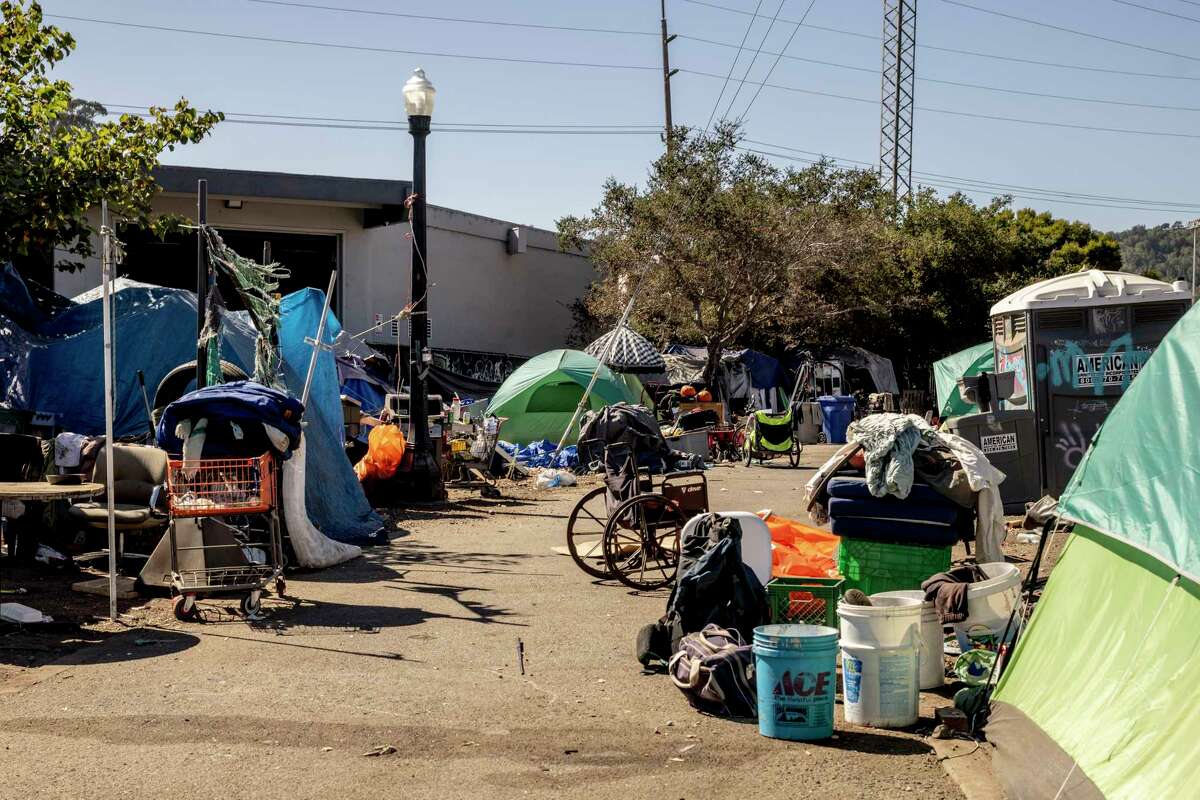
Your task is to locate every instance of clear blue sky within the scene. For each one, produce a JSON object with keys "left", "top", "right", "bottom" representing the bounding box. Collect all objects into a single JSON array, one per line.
[{"left": 42, "top": 0, "right": 1200, "bottom": 232}]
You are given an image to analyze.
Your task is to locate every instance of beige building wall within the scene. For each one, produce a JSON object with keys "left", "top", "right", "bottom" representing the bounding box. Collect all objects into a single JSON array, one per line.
[{"left": 56, "top": 193, "right": 593, "bottom": 358}]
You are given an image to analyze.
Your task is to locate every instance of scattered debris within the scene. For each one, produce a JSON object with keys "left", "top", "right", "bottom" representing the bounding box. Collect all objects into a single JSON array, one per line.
[
  {"left": 321, "top": 747, "right": 333, "bottom": 752},
  {"left": 361, "top": 745, "right": 397, "bottom": 757}
]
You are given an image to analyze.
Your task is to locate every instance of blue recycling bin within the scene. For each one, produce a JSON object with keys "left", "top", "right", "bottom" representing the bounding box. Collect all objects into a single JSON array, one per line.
[{"left": 817, "top": 395, "right": 856, "bottom": 444}]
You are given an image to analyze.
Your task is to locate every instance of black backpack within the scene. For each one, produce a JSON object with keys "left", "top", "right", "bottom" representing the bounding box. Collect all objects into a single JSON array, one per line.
[{"left": 636, "top": 514, "right": 769, "bottom": 667}]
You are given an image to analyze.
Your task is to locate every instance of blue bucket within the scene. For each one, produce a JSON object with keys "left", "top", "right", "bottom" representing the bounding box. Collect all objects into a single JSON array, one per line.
[{"left": 753, "top": 623, "right": 839, "bottom": 741}]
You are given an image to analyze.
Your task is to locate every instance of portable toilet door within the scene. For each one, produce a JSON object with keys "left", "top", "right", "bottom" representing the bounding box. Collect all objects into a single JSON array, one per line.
[{"left": 990, "top": 270, "right": 1191, "bottom": 498}]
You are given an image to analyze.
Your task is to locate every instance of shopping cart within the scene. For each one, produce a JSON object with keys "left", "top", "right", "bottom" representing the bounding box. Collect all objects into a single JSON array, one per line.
[
  {"left": 447, "top": 416, "right": 507, "bottom": 498},
  {"left": 165, "top": 453, "right": 285, "bottom": 621}
]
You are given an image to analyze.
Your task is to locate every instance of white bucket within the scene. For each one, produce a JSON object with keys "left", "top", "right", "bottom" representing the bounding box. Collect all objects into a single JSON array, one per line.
[
  {"left": 871, "top": 590, "right": 944, "bottom": 690},
  {"left": 841, "top": 642, "right": 919, "bottom": 728},
  {"left": 953, "top": 562, "right": 1022, "bottom": 641},
  {"left": 838, "top": 594, "right": 923, "bottom": 649}
]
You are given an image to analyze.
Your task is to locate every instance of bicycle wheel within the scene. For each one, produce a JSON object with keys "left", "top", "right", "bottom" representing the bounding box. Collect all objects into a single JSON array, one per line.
[
  {"left": 566, "top": 486, "right": 611, "bottom": 579},
  {"left": 789, "top": 438, "right": 802, "bottom": 468},
  {"left": 602, "top": 493, "right": 683, "bottom": 591}
]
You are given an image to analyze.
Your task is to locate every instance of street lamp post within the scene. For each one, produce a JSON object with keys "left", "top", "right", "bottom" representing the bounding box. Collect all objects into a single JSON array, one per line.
[{"left": 403, "top": 67, "right": 443, "bottom": 501}]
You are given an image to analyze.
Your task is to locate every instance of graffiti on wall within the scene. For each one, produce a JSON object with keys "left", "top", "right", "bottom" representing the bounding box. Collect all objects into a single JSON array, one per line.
[
  {"left": 1036, "top": 334, "right": 1153, "bottom": 395},
  {"left": 432, "top": 349, "right": 522, "bottom": 384}
]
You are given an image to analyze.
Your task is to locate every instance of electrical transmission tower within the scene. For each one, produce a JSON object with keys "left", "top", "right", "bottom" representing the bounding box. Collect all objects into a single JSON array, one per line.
[{"left": 880, "top": 0, "right": 917, "bottom": 200}]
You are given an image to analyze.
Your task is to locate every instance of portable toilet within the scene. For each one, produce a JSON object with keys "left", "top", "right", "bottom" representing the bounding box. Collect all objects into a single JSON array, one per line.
[{"left": 953, "top": 270, "right": 1191, "bottom": 507}]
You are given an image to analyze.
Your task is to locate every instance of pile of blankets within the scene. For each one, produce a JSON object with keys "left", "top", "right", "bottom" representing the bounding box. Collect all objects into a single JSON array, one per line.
[{"left": 806, "top": 413, "right": 1007, "bottom": 563}]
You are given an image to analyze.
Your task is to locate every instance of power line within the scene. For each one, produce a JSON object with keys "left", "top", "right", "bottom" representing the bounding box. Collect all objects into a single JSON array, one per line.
[
  {"left": 737, "top": 0, "right": 819, "bottom": 123},
  {"left": 684, "top": 68, "right": 1200, "bottom": 140},
  {"left": 247, "top": 0, "right": 658, "bottom": 37},
  {"left": 102, "top": 103, "right": 662, "bottom": 128},
  {"left": 702, "top": 0, "right": 767, "bottom": 135},
  {"left": 738, "top": 144, "right": 1200, "bottom": 213},
  {"left": 113, "top": 111, "right": 662, "bottom": 135},
  {"left": 677, "top": 0, "right": 1200, "bottom": 81},
  {"left": 720, "top": 0, "right": 788, "bottom": 122},
  {"left": 736, "top": 138, "right": 1200, "bottom": 211},
  {"left": 682, "top": 33, "right": 1200, "bottom": 108},
  {"left": 937, "top": 0, "right": 1200, "bottom": 63},
  {"left": 45, "top": 14, "right": 660, "bottom": 71},
  {"left": 1109, "top": 0, "right": 1200, "bottom": 24}
]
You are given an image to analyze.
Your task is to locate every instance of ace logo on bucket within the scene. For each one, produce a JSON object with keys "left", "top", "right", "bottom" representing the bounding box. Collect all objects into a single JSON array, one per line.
[{"left": 771, "top": 669, "right": 833, "bottom": 725}]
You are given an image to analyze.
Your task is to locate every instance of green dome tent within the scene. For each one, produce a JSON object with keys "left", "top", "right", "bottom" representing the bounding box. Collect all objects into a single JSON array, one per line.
[
  {"left": 987, "top": 303, "right": 1199, "bottom": 799},
  {"left": 485, "top": 349, "right": 637, "bottom": 446},
  {"left": 932, "top": 342, "right": 994, "bottom": 419}
]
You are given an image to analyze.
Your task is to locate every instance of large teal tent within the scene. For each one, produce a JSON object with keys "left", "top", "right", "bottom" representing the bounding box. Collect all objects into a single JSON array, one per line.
[
  {"left": 485, "top": 349, "right": 636, "bottom": 445},
  {"left": 932, "top": 342, "right": 993, "bottom": 419},
  {"left": 988, "top": 302, "right": 1199, "bottom": 798}
]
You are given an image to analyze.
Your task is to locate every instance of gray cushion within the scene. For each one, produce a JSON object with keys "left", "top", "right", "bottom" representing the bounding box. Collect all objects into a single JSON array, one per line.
[{"left": 68, "top": 502, "right": 154, "bottom": 527}]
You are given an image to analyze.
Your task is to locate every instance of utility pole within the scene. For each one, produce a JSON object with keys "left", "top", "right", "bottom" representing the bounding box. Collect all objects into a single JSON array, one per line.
[
  {"left": 661, "top": 0, "right": 679, "bottom": 151},
  {"left": 195, "top": 179, "right": 209, "bottom": 388},
  {"left": 880, "top": 0, "right": 917, "bottom": 201},
  {"left": 1191, "top": 218, "right": 1199, "bottom": 301}
]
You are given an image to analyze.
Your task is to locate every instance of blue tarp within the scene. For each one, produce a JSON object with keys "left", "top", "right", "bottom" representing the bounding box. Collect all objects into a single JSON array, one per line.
[
  {"left": 0, "top": 270, "right": 381, "bottom": 545},
  {"left": 498, "top": 439, "right": 579, "bottom": 469},
  {"left": 157, "top": 380, "right": 305, "bottom": 458},
  {"left": 662, "top": 344, "right": 786, "bottom": 390},
  {"left": 278, "top": 289, "right": 383, "bottom": 545}
]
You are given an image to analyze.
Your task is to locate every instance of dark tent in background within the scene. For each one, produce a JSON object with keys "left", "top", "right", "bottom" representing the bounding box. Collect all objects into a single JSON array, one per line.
[{"left": 661, "top": 345, "right": 789, "bottom": 411}]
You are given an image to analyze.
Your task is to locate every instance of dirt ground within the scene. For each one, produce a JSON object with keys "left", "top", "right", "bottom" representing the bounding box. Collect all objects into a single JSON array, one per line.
[{"left": 0, "top": 446, "right": 1055, "bottom": 799}]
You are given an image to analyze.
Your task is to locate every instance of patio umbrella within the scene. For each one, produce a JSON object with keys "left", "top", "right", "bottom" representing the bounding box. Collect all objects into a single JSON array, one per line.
[{"left": 584, "top": 325, "right": 665, "bottom": 375}]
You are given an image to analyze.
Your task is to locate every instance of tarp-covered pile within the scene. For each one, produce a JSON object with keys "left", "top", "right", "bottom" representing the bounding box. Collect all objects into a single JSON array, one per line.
[{"left": 988, "top": 302, "right": 1200, "bottom": 799}]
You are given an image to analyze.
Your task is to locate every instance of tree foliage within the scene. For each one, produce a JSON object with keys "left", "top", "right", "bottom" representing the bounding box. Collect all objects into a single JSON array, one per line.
[
  {"left": 1113, "top": 221, "right": 1194, "bottom": 283},
  {"left": 563, "top": 124, "right": 1128, "bottom": 390},
  {"left": 558, "top": 124, "right": 894, "bottom": 383},
  {"left": 0, "top": 2, "right": 222, "bottom": 272}
]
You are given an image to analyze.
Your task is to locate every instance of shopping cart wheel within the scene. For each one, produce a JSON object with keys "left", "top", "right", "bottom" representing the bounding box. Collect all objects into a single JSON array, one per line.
[
  {"left": 275, "top": 577, "right": 287, "bottom": 597},
  {"left": 173, "top": 595, "right": 199, "bottom": 622},
  {"left": 240, "top": 591, "right": 263, "bottom": 618}
]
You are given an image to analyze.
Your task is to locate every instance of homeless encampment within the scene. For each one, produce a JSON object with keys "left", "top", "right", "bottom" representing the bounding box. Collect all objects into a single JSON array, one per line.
[
  {"left": 0, "top": 268, "right": 381, "bottom": 547},
  {"left": 986, "top": 301, "right": 1200, "bottom": 800}
]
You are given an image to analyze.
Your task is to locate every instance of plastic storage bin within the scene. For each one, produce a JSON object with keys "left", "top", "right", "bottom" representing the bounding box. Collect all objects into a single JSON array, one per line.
[
  {"left": 766, "top": 576, "right": 844, "bottom": 628},
  {"left": 836, "top": 538, "right": 952, "bottom": 595}
]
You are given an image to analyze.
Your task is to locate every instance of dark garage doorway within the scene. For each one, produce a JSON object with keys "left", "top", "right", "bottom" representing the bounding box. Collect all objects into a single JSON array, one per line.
[{"left": 116, "top": 226, "right": 340, "bottom": 312}]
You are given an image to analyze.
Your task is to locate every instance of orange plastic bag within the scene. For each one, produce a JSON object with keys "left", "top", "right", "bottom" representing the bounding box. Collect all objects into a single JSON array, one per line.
[
  {"left": 354, "top": 424, "right": 408, "bottom": 481},
  {"left": 759, "top": 512, "right": 840, "bottom": 578}
]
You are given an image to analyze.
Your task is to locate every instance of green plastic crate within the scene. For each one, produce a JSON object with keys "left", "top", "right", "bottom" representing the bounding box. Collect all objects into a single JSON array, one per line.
[
  {"left": 836, "top": 539, "right": 952, "bottom": 596},
  {"left": 766, "top": 576, "right": 844, "bottom": 629}
]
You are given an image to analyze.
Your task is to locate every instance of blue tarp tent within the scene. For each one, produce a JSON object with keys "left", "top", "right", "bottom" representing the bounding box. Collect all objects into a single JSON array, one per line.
[{"left": 0, "top": 269, "right": 381, "bottom": 545}]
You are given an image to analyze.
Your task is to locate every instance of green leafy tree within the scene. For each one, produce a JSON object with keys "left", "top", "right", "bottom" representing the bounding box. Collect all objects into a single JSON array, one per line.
[
  {"left": 558, "top": 123, "right": 893, "bottom": 384},
  {"left": 1112, "top": 221, "right": 1194, "bottom": 282},
  {"left": 0, "top": 2, "right": 222, "bottom": 273}
]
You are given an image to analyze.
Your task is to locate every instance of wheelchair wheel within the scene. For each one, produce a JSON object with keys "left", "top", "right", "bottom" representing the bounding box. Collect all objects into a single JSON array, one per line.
[
  {"left": 789, "top": 439, "right": 802, "bottom": 468},
  {"left": 566, "top": 486, "right": 611, "bottom": 579},
  {"left": 602, "top": 493, "right": 683, "bottom": 591}
]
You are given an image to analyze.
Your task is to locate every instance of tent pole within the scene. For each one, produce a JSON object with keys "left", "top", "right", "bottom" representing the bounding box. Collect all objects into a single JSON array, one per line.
[
  {"left": 100, "top": 200, "right": 118, "bottom": 622},
  {"left": 300, "top": 271, "right": 338, "bottom": 410},
  {"left": 554, "top": 290, "right": 638, "bottom": 454}
]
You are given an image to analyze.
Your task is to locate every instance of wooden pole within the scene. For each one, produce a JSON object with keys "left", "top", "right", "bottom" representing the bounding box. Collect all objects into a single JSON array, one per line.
[{"left": 100, "top": 200, "right": 118, "bottom": 621}]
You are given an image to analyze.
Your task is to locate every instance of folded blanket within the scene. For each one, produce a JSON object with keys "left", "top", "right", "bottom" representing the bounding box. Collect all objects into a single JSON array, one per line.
[
  {"left": 830, "top": 516, "right": 960, "bottom": 547},
  {"left": 827, "top": 477, "right": 953, "bottom": 507},
  {"left": 827, "top": 496, "right": 960, "bottom": 527}
]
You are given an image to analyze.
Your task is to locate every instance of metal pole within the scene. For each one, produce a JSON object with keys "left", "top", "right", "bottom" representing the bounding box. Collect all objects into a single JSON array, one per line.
[
  {"left": 409, "top": 115, "right": 432, "bottom": 453},
  {"left": 300, "top": 271, "right": 338, "bottom": 410},
  {"left": 195, "top": 179, "right": 209, "bottom": 388},
  {"left": 555, "top": 288, "right": 641, "bottom": 455},
  {"left": 100, "top": 200, "right": 118, "bottom": 622},
  {"left": 660, "top": 0, "right": 678, "bottom": 151},
  {"left": 262, "top": 239, "right": 272, "bottom": 267}
]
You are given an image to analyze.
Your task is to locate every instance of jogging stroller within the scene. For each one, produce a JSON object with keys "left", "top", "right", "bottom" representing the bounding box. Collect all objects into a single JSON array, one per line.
[{"left": 743, "top": 408, "right": 802, "bottom": 468}]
